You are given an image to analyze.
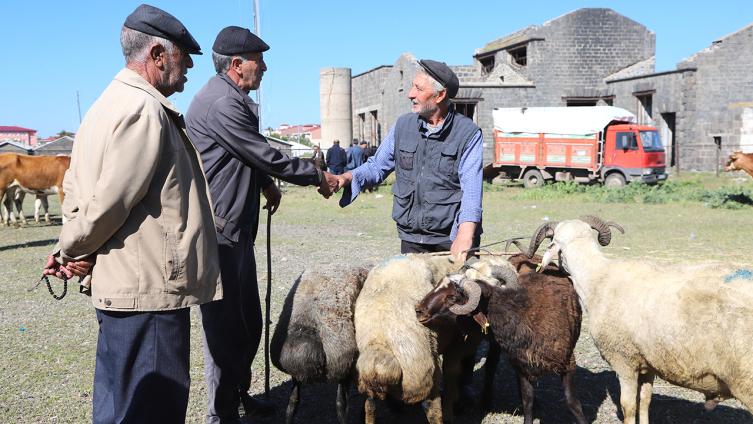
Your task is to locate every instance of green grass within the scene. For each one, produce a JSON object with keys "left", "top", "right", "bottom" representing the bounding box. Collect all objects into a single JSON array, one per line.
[{"left": 1, "top": 171, "right": 752, "bottom": 423}]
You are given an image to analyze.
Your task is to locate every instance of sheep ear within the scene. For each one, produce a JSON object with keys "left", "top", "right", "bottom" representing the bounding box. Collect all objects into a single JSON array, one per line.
[
  {"left": 472, "top": 311, "right": 489, "bottom": 334},
  {"left": 539, "top": 242, "right": 560, "bottom": 272}
]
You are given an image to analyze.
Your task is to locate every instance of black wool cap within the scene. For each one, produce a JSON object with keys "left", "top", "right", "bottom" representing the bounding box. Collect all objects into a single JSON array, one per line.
[
  {"left": 418, "top": 59, "right": 459, "bottom": 99},
  {"left": 124, "top": 4, "right": 202, "bottom": 55},
  {"left": 213, "top": 26, "right": 270, "bottom": 55}
]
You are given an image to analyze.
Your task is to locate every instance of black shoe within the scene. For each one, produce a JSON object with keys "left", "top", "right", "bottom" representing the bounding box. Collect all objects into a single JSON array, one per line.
[{"left": 240, "top": 391, "right": 277, "bottom": 417}]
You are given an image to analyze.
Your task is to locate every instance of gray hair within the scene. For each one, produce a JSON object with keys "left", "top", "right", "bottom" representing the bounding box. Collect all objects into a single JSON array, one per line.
[
  {"left": 418, "top": 71, "right": 451, "bottom": 106},
  {"left": 212, "top": 51, "right": 252, "bottom": 74},
  {"left": 121, "top": 26, "right": 174, "bottom": 64}
]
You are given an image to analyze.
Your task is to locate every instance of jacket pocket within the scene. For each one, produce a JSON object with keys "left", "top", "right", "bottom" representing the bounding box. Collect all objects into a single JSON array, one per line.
[
  {"left": 439, "top": 144, "right": 459, "bottom": 174},
  {"left": 391, "top": 180, "right": 415, "bottom": 229},
  {"left": 165, "top": 231, "right": 181, "bottom": 282},
  {"left": 421, "top": 189, "right": 463, "bottom": 232},
  {"left": 398, "top": 139, "right": 418, "bottom": 171}
]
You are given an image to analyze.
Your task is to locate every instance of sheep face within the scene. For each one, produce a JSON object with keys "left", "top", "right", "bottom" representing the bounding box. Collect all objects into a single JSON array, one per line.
[
  {"left": 539, "top": 219, "right": 611, "bottom": 273},
  {"left": 415, "top": 275, "right": 469, "bottom": 327}
]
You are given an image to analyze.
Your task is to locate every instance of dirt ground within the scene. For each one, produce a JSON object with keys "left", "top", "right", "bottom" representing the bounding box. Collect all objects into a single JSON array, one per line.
[{"left": 1, "top": 176, "right": 752, "bottom": 423}]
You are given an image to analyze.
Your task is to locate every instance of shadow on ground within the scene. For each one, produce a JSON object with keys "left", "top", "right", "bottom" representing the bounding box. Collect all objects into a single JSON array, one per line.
[{"left": 244, "top": 342, "right": 751, "bottom": 424}]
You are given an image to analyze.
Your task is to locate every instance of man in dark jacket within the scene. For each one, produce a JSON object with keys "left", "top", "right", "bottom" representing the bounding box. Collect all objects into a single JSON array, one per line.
[
  {"left": 326, "top": 139, "right": 347, "bottom": 175},
  {"left": 185, "top": 26, "right": 337, "bottom": 424}
]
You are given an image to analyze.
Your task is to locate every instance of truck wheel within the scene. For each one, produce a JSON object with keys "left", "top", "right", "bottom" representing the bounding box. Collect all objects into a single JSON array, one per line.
[
  {"left": 523, "top": 169, "right": 544, "bottom": 188},
  {"left": 604, "top": 173, "right": 626, "bottom": 188}
]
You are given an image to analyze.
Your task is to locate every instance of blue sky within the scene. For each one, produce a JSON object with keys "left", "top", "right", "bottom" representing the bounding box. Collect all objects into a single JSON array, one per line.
[{"left": 1, "top": 1, "right": 751, "bottom": 138}]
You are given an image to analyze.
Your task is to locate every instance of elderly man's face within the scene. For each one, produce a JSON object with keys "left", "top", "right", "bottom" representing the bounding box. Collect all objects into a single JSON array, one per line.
[
  {"left": 162, "top": 44, "right": 193, "bottom": 95},
  {"left": 238, "top": 52, "right": 267, "bottom": 93},
  {"left": 408, "top": 73, "right": 440, "bottom": 118}
]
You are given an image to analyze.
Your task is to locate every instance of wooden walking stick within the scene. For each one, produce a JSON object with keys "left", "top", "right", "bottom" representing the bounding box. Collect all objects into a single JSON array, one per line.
[{"left": 265, "top": 209, "right": 272, "bottom": 400}]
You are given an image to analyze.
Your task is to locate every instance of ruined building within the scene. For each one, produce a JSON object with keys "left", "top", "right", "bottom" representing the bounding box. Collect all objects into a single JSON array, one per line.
[{"left": 329, "top": 8, "right": 753, "bottom": 171}]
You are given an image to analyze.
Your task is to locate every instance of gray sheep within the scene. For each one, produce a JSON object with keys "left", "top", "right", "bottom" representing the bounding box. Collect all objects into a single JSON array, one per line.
[{"left": 270, "top": 262, "right": 370, "bottom": 424}]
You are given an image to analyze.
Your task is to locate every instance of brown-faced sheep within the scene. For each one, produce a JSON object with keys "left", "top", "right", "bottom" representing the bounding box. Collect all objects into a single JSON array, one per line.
[
  {"left": 270, "top": 262, "right": 369, "bottom": 424},
  {"left": 531, "top": 215, "right": 753, "bottom": 424},
  {"left": 416, "top": 253, "right": 587, "bottom": 424}
]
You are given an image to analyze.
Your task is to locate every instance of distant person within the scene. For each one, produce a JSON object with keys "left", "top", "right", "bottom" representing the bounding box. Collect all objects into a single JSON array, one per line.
[
  {"left": 326, "top": 139, "right": 346, "bottom": 175},
  {"left": 360, "top": 140, "right": 371, "bottom": 160},
  {"left": 185, "top": 25, "right": 337, "bottom": 424},
  {"left": 312, "top": 145, "right": 327, "bottom": 171},
  {"left": 345, "top": 139, "right": 365, "bottom": 172},
  {"left": 43, "top": 5, "right": 220, "bottom": 423}
]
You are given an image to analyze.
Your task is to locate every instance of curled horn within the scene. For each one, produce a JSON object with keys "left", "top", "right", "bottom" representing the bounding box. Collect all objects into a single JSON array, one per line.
[
  {"left": 490, "top": 265, "right": 518, "bottom": 288},
  {"left": 449, "top": 280, "right": 482, "bottom": 315},
  {"left": 517, "top": 222, "right": 559, "bottom": 258},
  {"left": 577, "top": 215, "right": 625, "bottom": 246}
]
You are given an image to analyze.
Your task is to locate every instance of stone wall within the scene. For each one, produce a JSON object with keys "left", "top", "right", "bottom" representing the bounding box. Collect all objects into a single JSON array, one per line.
[
  {"left": 345, "top": 9, "right": 752, "bottom": 172},
  {"left": 676, "top": 23, "right": 753, "bottom": 170}
]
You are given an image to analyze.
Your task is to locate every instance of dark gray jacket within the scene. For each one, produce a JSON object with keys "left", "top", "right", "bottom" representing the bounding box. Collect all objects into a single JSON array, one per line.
[{"left": 186, "top": 74, "right": 323, "bottom": 242}]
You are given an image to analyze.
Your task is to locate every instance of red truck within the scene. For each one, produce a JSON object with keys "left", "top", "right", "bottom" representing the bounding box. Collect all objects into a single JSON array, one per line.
[{"left": 490, "top": 106, "right": 667, "bottom": 188}]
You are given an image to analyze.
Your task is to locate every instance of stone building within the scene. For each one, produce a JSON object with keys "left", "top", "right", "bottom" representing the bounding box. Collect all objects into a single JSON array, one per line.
[{"left": 344, "top": 8, "right": 753, "bottom": 171}]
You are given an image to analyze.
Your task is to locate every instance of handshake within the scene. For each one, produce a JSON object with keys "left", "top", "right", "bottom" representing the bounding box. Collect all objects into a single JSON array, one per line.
[{"left": 316, "top": 171, "right": 352, "bottom": 199}]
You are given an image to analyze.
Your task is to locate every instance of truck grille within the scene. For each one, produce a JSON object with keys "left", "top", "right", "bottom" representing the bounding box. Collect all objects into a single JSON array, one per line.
[{"left": 652, "top": 167, "right": 665, "bottom": 175}]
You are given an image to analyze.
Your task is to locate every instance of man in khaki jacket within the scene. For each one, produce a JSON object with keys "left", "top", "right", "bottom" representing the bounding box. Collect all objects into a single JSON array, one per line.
[{"left": 43, "top": 5, "right": 221, "bottom": 423}]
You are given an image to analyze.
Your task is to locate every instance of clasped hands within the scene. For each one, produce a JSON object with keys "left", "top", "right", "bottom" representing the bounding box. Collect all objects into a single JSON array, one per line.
[
  {"left": 43, "top": 254, "right": 94, "bottom": 280},
  {"left": 317, "top": 172, "right": 352, "bottom": 199}
]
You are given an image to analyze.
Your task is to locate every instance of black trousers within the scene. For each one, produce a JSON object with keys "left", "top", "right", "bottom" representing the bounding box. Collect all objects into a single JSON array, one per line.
[{"left": 200, "top": 231, "right": 262, "bottom": 423}]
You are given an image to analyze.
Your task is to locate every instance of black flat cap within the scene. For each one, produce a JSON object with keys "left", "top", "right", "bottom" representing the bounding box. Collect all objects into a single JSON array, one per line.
[
  {"left": 124, "top": 4, "right": 202, "bottom": 55},
  {"left": 418, "top": 59, "right": 459, "bottom": 99},
  {"left": 213, "top": 26, "right": 269, "bottom": 55}
]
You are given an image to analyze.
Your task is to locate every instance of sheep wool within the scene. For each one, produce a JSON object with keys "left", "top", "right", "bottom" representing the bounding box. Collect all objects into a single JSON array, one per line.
[
  {"left": 543, "top": 218, "right": 753, "bottom": 424},
  {"left": 354, "top": 254, "right": 462, "bottom": 403},
  {"left": 271, "top": 262, "right": 369, "bottom": 383}
]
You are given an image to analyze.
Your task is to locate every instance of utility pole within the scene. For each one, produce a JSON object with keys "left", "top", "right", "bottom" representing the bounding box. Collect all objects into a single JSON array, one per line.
[{"left": 77, "top": 91, "right": 82, "bottom": 124}]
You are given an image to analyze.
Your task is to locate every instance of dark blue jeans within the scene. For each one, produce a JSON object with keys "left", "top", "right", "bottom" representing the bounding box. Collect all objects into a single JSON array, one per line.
[
  {"left": 200, "top": 231, "right": 262, "bottom": 423},
  {"left": 93, "top": 308, "right": 191, "bottom": 424}
]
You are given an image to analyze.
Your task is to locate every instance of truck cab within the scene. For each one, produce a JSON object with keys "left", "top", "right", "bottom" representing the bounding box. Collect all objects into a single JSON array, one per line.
[{"left": 602, "top": 124, "right": 667, "bottom": 187}]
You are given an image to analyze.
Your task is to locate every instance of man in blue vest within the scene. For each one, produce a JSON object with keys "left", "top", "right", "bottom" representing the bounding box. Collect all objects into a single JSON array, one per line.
[{"left": 335, "top": 59, "right": 483, "bottom": 261}]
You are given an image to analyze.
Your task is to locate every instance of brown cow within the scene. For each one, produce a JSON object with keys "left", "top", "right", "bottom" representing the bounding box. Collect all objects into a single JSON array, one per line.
[
  {"left": 0, "top": 153, "right": 70, "bottom": 226},
  {"left": 724, "top": 151, "right": 753, "bottom": 179}
]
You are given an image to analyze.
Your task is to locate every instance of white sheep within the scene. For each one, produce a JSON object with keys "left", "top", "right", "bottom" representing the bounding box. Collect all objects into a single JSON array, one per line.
[{"left": 532, "top": 214, "right": 753, "bottom": 424}]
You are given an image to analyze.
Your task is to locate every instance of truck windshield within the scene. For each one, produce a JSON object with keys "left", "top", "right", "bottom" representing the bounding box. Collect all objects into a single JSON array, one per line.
[{"left": 639, "top": 130, "right": 664, "bottom": 152}]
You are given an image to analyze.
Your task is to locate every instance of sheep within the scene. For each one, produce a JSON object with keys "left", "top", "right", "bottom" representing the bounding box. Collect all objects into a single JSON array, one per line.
[
  {"left": 416, "top": 253, "right": 588, "bottom": 424},
  {"left": 528, "top": 214, "right": 753, "bottom": 424},
  {"left": 354, "top": 253, "right": 495, "bottom": 424},
  {"left": 270, "top": 262, "right": 370, "bottom": 424}
]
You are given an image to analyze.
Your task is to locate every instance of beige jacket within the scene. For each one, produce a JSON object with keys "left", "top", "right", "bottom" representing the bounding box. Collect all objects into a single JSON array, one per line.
[{"left": 54, "top": 68, "right": 222, "bottom": 311}]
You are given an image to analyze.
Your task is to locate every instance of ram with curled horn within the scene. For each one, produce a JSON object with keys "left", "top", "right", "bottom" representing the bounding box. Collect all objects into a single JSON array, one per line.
[
  {"left": 416, "top": 254, "right": 588, "bottom": 424},
  {"left": 534, "top": 215, "right": 753, "bottom": 424}
]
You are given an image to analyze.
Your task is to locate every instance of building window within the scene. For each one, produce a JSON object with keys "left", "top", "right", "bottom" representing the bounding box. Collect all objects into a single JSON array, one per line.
[
  {"left": 566, "top": 99, "right": 598, "bottom": 107},
  {"left": 634, "top": 91, "right": 655, "bottom": 125},
  {"left": 479, "top": 55, "right": 495, "bottom": 75},
  {"left": 358, "top": 113, "right": 365, "bottom": 142},
  {"left": 370, "top": 111, "right": 378, "bottom": 144},
  {"left": 508, "top": 45, "right": 527, "bottom": 67},
  {"left": 454, "top": 102, "right": 478, "bottom": 124}
]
